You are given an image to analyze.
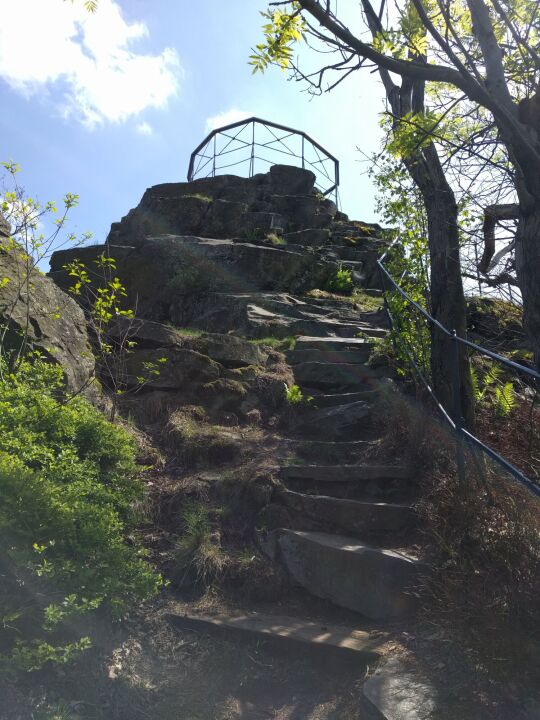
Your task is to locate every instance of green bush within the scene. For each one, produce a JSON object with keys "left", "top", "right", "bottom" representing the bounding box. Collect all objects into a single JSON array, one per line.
[
  {"left": 324, "top": 265, "right": 354, "bottom": 294},
  {"left": 284, "top": 383, "right": 313, "bottom": 405},
  {"left": 0, "top": 357, "right": 162, "bottom": 672}
]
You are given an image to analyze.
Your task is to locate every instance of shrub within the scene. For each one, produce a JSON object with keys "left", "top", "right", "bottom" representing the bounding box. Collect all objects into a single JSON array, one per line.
[
  {"left": 266, "top": 232, "right": 286, "bottom": 246},
  {"left": 324, "top": 265, "right": 354, "bottom": 294},
  {"left": 0, "top": 357, "right": 162, "bottom": 671},
  {"left": 284, "top": 383, "right": 312, "bottom": 405}
]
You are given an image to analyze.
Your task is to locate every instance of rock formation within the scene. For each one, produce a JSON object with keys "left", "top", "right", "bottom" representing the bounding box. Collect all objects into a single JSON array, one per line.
[
  {"left": 50, "top": 165, "right": 387, "bottom": 336},
  {"left": 48, "top": 164, "right": 422, "bottom": 627},
  {"left": 0, "top": 214, "right": 95, "bottom": 394}
]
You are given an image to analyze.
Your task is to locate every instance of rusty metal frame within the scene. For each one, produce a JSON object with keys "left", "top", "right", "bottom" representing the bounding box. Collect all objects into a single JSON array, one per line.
[{"left": 187, "top": 117, "right": 339, "bottom": 200}]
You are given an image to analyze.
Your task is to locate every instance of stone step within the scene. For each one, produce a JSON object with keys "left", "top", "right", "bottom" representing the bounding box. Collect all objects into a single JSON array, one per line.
[
  {"left": 281, "top": 465, "right": 410, "bottom": 483},
  {"left": 309, "top": 389, "right": 383, "bottom": 408},
  {"left": 277, "top": 490, "right": 416, "bottom": 536},
  {"left": 292, "top": 400, "right": 377, "bottom": 440},
  {"left": 314, "top": 321, "right": 387, "bottom": 339},
  {"left": 234, "top": 293, "right": 375, "bottom": 326},
  {"left": 295, "top": 336, "right": 375, "bottom": 351},
  {"left": 167, "top": 611, "right": 384, "bottom": 658},
  {"left": 293, "top": 361, "right": 388, "bottom": 390},
  {"left": 279, "top": 439, "right": 378, "bottom": 464},
  {"left": 280, "top": 464, "right": 413, "bottom": 502},
  {"left": 262, "top": 530, "right": 422, "bottom": 619},
  {"left": 361, "top": 658, "right": 437, "bottom": 720},
  {"left": 292, "top": 401, "right": 382, "bottom": 440},
  {"left": 286, "top": 348, "right": 373, "bottom": 365},
  {"left": 246, "top": 310, "right": 386, "bottom": 340}
]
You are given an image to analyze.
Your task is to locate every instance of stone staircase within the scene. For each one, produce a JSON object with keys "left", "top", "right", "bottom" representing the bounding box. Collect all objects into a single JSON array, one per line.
[
  {"left": 257, "top": 323, "right": 422, "bottom": 622},
  {"left": 167, "top": 305, "right": 423, "bottom": 672},
  {"left": 50, "top": 165, "right": 425, "bottom": 694}
]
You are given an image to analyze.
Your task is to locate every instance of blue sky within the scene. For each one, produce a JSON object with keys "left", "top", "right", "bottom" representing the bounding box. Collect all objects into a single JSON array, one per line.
[{"left": 0, "top": 0, "right": 385, "bottom": 258}]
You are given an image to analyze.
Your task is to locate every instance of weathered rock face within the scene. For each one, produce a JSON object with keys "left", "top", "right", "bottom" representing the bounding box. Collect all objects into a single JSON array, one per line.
[
  {"left": 106, "top": 165, "right": 332, "bottom": 244},
  {"left": 106, "top": 316, "right": 292, "bottom": 424},
  {"left": 0, "top": 219, "right": 95, "bottom": 395},
  {"left": 50, "top": 165, "right": 389, "bottom": 336},
  {"left": 50, "top": 237, "right": 336, "bottom": 323}
]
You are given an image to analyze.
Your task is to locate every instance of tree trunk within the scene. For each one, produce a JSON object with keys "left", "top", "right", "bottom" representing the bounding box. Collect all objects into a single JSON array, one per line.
[
  {"left": 406, "top": 147, "right": 475, "bottom": 428},
  {"left": 515, "top": 204, "right": 540, "bottom": 369}
]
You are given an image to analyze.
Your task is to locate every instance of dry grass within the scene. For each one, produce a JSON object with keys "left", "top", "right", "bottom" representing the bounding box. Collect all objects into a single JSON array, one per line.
[
  {"left": 475, "top": 394, "right": 540, "bottom": 484},
  {"left": 381, "top": 387, "right": 540, "bottom": 668},
  {"left": 164, "top": 406, "right": 242, "bottom": 465}
]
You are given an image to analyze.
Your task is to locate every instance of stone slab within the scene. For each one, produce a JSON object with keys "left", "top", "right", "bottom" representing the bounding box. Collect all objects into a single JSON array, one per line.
[
  {"left": 280, "top": 465, "right": 411, "bottom": 483},
  {"left": 295, "top": 336, "right": 375, "bottom": 351},
  {"left": 276, "top": 530, "right": 421, "bottom": 619},
  {"left": 287, "top": 348, "right": 373, "bottom": 365},
  {"left": 277, "top": 490, "right": 416, "bottom": 536},
  {"left": 293, "top": 361, "right": 388, "bottom": 390},
  {"left": 362, "top": 658, "right": 437, "bottom": 720},
  {"left": 167, "top": 611, "right": 383, "bottom": 658},
  {"left": 293, "top": 400, "right": 374, "bottom": 439}
]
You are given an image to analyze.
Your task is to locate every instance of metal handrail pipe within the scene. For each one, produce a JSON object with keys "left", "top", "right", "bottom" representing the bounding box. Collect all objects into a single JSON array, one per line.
[{"left": 378, "top": 259, "right": 540, "bottom": 381}]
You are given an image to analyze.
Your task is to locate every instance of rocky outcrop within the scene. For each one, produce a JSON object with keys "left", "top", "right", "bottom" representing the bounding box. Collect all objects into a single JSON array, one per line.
[
  {"left": 46, "top": 165, "right": 425, "bottom": 625},
  {"left": 49, "top": 165, "right": 390, "bottom": 331},
  {"left": 105, "top": 165, "right": 335, "bottom": 244},
  {"left": 50, "top": 237, "right": 336, "bottom": 323},
  {"left": 0, "top": 217, "right": 95, "bottom": 395},
  {"left": 111, "top": 317, "right": 293, "bottom": 427}
]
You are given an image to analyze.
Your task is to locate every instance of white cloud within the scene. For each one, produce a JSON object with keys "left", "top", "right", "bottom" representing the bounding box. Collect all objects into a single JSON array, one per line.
[
  {"left": 136, "top": 121, "right": 154, "bottom": 136},
  {"left": 205, "top": 109, "right": 253, "bottom": 133},
  {"left": 0, "top": 0, "right": 181, "bottom": 128}
]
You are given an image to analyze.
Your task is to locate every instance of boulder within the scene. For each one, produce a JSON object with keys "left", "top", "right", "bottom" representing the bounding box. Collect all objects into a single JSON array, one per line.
[
  {"left": 270, "top": 195, "right": 322, "bottom": 231},
  {"left": 199, "top": 334, "right": 264, "bottom": 368},
  {"left": 205, "top": 199, "right": 248, "bottom": 238},
  {"left": 362, "top": 658, "right": 437, "bottom": 720},
  {"left": 273, "top": 529, "right": 421, "bottom": 619},
  {"left": 108, "top": 317, "right": 263, "bottom": 367},
  {"left": 0, "top": 225, "right": 95, "bottom": 396},
  {"left": 268, "top": 164, "right": 316, "bottom": 195},
  {"left": 108, "top": 317, "right": 188, "bottom": 348}
]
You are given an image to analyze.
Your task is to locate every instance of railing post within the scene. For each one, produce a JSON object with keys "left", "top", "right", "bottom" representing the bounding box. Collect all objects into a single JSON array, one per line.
[
  {"left": 250, "top": 120, "right": 255, "bottom": 177},
  {"left": 451, "top": 330, "right": 466, "bottom": 487}
]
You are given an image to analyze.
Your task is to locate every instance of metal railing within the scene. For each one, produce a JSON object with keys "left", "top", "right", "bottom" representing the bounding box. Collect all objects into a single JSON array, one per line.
[
  {"left": 187, "top": 117, "right": 339, "bottom": 202},
  {"left": 377, "top": 242, "right": 540, "bottom": 499}
]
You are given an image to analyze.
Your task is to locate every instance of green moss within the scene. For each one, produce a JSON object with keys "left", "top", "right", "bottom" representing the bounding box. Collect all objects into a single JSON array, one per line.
[
  {"left": 352, "top": 289, "right": 383, "bottom": 311},
  {"left": 266, "top": 232, "right": 286, "bottom": 246},
  {"left": 202, "top": 378, "right": 248, "bottom": 398},
  {"left": 182, "top": 193, "right": 213, "bottom": 202},
  {"left": 172, "top": 327, "right": 205, "bottom": 338},
  {"left": 305, "top": 288, "right": 382, "bottom": 311}
]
